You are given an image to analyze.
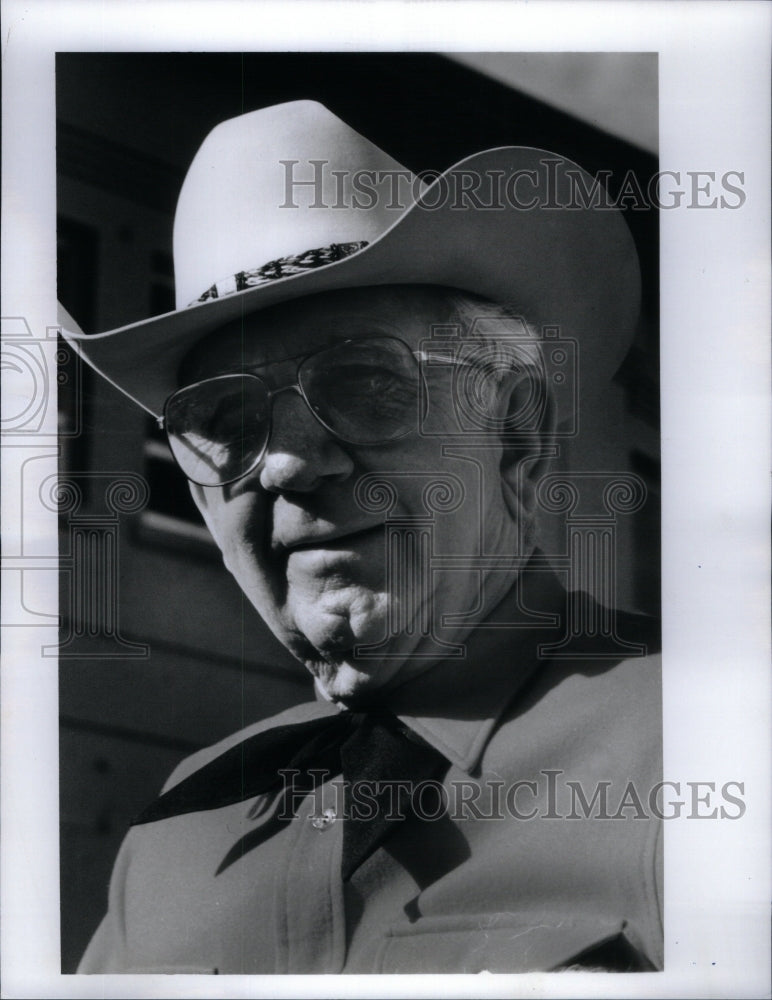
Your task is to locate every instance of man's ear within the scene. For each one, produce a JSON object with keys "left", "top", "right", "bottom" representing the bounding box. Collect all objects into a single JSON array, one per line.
[{"left": 496, "top": 374, "right": 557, "bottom": 523}]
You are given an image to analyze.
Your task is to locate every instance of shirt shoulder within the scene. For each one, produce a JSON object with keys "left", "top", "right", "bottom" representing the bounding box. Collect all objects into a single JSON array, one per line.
[
  {"left": 160, "top": 698, "right": 333, "bottom": 793},
  {"left": 487, "top": 607, "right": 662, "bottom": 786}
]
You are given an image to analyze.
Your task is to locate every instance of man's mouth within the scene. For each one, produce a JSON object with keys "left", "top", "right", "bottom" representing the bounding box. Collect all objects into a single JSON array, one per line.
[{"left": 277, "top": 524, "right": 384, "bottom": 554}]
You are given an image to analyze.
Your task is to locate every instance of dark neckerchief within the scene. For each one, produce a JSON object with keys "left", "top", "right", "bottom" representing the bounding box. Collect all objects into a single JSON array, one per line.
[
  {"left": 132, "top": 558, "right": 574, "bottom": 880},
  {"left": 132, "top": 710, "right": 449, "bottom": 881}
]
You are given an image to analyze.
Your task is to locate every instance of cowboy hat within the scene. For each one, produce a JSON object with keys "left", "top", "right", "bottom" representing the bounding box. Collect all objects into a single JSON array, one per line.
[{"left": 60, "top": 100, "right": 640, "bottom": 418}]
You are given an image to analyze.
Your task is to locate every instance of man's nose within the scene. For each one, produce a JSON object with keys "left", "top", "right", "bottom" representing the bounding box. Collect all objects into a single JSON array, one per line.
[{"left": 257, "top": 388, "right": 354, "bottom": 493}]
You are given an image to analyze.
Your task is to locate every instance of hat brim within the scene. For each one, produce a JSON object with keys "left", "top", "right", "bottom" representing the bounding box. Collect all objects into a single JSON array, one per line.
[{"left": 61, "top": 146, "right": 640, "bottom": 418}]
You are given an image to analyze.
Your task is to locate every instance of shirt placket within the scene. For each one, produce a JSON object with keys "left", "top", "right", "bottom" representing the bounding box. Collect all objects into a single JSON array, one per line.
[{"left": 274, "top": 775, "right": 347, "bottom": 972}]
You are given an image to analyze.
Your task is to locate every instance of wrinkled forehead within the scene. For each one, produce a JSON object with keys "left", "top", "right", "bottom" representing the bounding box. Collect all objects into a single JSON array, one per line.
[{"left": 179, "top": 284, "right": 458, "bottom": 384}]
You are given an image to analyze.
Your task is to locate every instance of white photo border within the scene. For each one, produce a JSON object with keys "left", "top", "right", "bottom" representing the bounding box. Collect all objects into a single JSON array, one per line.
[{"left": 1, "top": 1, "right": 770, "bottom": 997}]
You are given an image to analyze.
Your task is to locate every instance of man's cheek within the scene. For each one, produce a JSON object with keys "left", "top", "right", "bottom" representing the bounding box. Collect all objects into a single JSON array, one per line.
[
  {"left": 209, "top": 493, "right": 271, "bottom": 565},
  {"left": 212, "top": 504, "right": 290, "bottom": 622},
  {"left": 189, "top": 484, "right": 229, "bottom": 551}
]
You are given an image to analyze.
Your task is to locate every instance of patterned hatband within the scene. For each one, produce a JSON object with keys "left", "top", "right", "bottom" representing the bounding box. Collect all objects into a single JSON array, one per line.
[{"left": 193, "top": 241, "right": 370, "bottom": 305}]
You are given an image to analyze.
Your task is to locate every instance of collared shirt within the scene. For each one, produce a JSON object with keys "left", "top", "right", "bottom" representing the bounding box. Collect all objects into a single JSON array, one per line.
[{"left": 78, "top": 565, "right": 662, "bottom": 974}]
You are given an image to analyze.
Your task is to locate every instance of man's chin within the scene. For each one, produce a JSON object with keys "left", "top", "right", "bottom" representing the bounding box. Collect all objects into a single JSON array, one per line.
[{"left": 311, "top": 658, "right": 396, "bottom": 706}]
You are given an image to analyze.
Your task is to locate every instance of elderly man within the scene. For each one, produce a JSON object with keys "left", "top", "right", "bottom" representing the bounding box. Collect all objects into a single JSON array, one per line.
[{"left": 65, "top": 101, "right": 662, "bottom": 974}]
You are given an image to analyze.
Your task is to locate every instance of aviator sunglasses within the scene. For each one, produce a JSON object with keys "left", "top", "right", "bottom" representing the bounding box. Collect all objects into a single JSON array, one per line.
[{"left": 160, "top": 335, "right": 424, "bottom": 487}]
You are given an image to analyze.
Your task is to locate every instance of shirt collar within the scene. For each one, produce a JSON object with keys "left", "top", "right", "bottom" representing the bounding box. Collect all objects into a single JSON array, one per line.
[{"left": 380, "top": 559, "right": 568, "bottom": 774}]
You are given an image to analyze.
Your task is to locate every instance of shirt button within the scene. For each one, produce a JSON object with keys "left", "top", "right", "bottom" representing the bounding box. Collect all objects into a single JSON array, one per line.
[{"left": 310, "top": 807, "right": 337, "bottom": 830}]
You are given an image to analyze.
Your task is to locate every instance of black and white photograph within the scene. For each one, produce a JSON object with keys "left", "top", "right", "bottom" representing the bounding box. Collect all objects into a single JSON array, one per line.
[
  {"left": 56, "top": 49, "right": 662, "bottom": 975},
  {"left": 1, "top": 2, "right": 770, "bottom": 997}
]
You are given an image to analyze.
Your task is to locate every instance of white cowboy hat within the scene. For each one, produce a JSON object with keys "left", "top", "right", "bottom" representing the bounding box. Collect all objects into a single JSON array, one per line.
[{"left": 60, "top": 100, "right": 640, "bottom": 418}]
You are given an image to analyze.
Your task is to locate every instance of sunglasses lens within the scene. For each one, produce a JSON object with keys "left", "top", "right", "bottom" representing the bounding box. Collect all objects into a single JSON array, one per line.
[
  {"left": 300, "top": 337, "right": 419, "bottom": 444},
  {"left": 164, "top": 375, "right": 270, "bottom": 486}
]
